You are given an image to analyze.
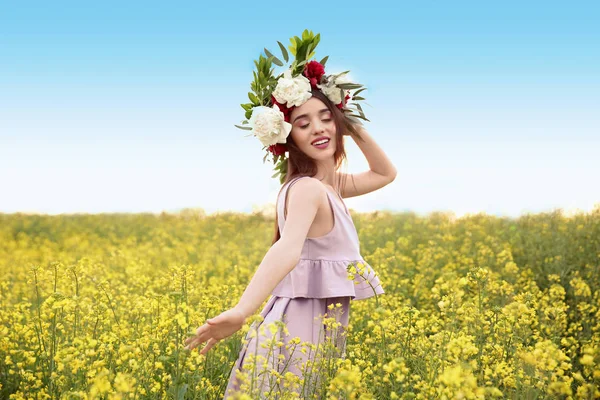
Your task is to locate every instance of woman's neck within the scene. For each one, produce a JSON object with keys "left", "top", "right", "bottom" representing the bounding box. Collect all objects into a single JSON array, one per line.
[{"left": 314, "top": 159, "right": 337, "bottom": 188}]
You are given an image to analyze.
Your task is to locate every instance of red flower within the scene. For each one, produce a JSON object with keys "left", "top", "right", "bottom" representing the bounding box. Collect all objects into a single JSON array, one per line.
[
  {"left": 303, "top": 61, "right": 325, "bottom": 89},
  {"left": 336, "top": 93, "right": 351, "bottom": 110},
  {"left": 271, "top": 95, "right": 295, "bottom": 123},
  {"left": 269, "top": 143, "right": 287, "bottom": 156}
]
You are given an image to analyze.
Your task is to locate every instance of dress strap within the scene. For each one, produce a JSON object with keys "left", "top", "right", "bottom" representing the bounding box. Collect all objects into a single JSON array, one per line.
[
  {"left": 277, "top": 176, "right": 351, "bottom": 243},
  {"left": 283, "top": 176, "right": 310, "bottom": 220},
  {"left": 324, "top": 186, "right": 350, "bottom": 217}
]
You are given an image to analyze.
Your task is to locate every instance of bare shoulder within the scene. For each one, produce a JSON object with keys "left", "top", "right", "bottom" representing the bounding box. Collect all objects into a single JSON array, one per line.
[
  {"left": 280, "top": 177, "right": 327, "bottom": 247},
  {"left": 287, "top": 177, "right": 327, "bottom": 205}
]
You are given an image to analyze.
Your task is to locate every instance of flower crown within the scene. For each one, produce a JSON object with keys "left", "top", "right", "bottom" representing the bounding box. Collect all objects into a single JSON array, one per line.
[{"left": 234, "top": 30, "right": 370, "bottom": 184}]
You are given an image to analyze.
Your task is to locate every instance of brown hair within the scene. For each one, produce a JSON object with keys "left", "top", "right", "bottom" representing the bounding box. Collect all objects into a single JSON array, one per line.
[{"left": 271, "top": 89, "right": 364, "bottom": 244}]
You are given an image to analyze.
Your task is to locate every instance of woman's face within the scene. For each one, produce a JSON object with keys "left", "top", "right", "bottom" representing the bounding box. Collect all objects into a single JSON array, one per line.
[{"left": 289, "top": 97, "right": 337, "bottom": 161}]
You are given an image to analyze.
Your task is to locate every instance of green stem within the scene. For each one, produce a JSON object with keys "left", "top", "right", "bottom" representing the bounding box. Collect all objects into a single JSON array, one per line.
[{"left": 32, "top": 269, "right": 48, "bottom": 359}]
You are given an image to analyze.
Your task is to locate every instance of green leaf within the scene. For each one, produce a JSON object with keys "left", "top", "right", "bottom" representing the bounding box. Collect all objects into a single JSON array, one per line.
[
  {"left": 319, "top": 56, "right": 329, "bottom": 66},
  {"left": 264, "top": 51, "right": 283, "bottom": 66},
  {"left": 352, "top": 96, "right": 365, "bottom": 101},
  {"left": 248, "top": 92, "right": 260, "bottom": 105},
  {"left": 333, "top": 70, "right": 351, "bottom": 79},
  {"left": 295, "top": 43, "right": 306, "bottom": 61},
  {"left": 264, "top": 48, "right": 275, "bottom": 59},
  {"left": 277, "top": 41, "right": 289, "bottom": 63},
  {"left": 288, "top": 37, "right": 297, "bottom": 56},
  {"left": 337, "top": 83, "right": 363, "bottom": 90},
  {"left": 306, "top": 42, "right": 314, "bottom": 59},
  {"left": 353, "top": 88, "right": 367, "bottom": 96},
  {"left": 234, "top": 124, "right": 253, "bottom": 130},
  {"left": 346, "top": 110, "right": 369, "bottom": 121}
]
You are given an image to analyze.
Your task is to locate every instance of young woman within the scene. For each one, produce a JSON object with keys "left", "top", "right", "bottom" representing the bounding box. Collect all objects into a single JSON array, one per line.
[{"left": 184, "top": 33, "right": 397, "bottom": 398}]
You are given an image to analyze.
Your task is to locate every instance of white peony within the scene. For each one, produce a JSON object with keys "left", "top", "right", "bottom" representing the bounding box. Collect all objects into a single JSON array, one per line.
[
  {"left": 248, "top": 105, "right": 292, "bottom": 147},
  {"left": 319, "top": 83, "right": 343, "bottom": 105},
  {"left": 272, "top": 69, "right": 312, "bottom": 107},
  {"left": 317, "top": 72, "right": 353, "bottom": 105}
]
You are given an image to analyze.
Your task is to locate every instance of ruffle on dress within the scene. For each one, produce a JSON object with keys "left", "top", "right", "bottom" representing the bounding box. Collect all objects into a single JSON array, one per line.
[{"left": 271, "top": 258, "right": 385, "bottom": 300}]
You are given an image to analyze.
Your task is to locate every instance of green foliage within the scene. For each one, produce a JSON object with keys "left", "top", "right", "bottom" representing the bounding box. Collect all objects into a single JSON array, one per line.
[
  {"left": 271, "top": 155, "right": 288, "bottom": 184},
  {"left": 236, "top": 29, "right": 329, "bottom": 133}
]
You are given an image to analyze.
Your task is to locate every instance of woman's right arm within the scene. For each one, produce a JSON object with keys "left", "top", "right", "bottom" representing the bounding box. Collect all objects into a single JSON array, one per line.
[
  {"left": 183, "top": 178, "right": 326, "bottom": 354},
  {"left": 233, "top": 178, "right": 326, "bottom": 319}
]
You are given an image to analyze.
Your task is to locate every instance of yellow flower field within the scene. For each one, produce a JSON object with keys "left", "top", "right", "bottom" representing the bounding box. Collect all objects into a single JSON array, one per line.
[{"left": 1, "top": 207, "right": 599, "bottom": 399}]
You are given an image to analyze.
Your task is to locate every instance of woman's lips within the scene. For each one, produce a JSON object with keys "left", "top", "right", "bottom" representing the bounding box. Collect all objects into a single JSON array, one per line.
[{"left": 312, "top": 139, "right": 330, "bottom": 149}]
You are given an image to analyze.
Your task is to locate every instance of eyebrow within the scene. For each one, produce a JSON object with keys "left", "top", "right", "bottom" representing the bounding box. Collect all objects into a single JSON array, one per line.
[{"left": 292, "top": 108, "right": 331, "bottom": 124}]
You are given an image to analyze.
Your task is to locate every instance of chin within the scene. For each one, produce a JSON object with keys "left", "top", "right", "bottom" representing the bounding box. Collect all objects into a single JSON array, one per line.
[
  {"left": 314, "top": 152, "right": 335, "bottom": 161},
  {"left": 306, "top": 144, "right": 336, "bottom": 158}
]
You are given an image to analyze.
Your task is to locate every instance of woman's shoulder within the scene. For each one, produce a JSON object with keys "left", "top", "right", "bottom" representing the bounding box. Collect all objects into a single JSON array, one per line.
[
  {"left": 279, "top": 176, "right": 327, "bottom": 211},
  {"left": 286, "top": 176, "right": 326, "bottom": 198},
  {"left": 281, "top": 177, "right": 328, "bottom": 221}
]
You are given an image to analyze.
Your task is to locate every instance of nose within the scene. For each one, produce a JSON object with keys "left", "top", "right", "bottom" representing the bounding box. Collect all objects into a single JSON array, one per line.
[{"left": 313, "top": 120, "right": 326, "bottom": 133}]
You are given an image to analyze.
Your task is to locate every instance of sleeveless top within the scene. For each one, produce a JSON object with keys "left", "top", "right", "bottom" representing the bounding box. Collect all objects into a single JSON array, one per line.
[{"left": 271, "top": 175, "right": 385, "bottom": 301}]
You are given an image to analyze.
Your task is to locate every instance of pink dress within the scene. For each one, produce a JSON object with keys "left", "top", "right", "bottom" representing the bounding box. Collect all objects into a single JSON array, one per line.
[{"left": 223, "top": 175, "right": 385, "bottom": 398}]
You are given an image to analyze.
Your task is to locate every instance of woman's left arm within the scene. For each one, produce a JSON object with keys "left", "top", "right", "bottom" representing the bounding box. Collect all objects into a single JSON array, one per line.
[{"left": 339, "top": 125, "right": 397, "bottom": 198}]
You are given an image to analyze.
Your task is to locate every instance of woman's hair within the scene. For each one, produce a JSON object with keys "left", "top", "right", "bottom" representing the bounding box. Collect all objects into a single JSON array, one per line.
[{"left": 271, "top": 89, "right": 364, "bottom": 244}]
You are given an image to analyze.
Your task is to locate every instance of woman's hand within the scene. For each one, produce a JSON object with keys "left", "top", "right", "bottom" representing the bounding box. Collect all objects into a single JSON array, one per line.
[{"left": 183, "top": 308, "right": 246, "bottom": 355}]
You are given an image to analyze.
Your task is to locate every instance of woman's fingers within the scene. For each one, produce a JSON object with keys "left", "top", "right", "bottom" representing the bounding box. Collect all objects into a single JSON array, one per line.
[
  {"left": 185, "top": 336, "right": 203, "bottom": 351},
  {"left": 183, "top": 309, "right": 242, "bottom": 353},
  {"left": 184, "top": 323, "right": 212, "bottom": 350},
  {"left": 200, "top": 338, "right": 218, "bottom": 355},
  {"left": 187, "top": 329, "right": 212, "bottom": 350},
  {"left": 185, "top": 334, "right": 203, "bottom": 348},
  {"left": 196, "top": 323, "right": 210, "bottom": 335},
  {"left": 185, "top": 338, "right": 201, "bottom": 351}
]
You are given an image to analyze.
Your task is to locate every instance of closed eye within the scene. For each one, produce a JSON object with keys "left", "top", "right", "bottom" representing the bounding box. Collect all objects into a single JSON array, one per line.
[{"left": 300, "top": 119, "right": 332, "bottom": 129}]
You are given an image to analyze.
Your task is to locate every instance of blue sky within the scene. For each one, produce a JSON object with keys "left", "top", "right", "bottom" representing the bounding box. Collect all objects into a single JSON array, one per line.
[{"left": 1, "top": 1, "right": 598, "bottom": 217}]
